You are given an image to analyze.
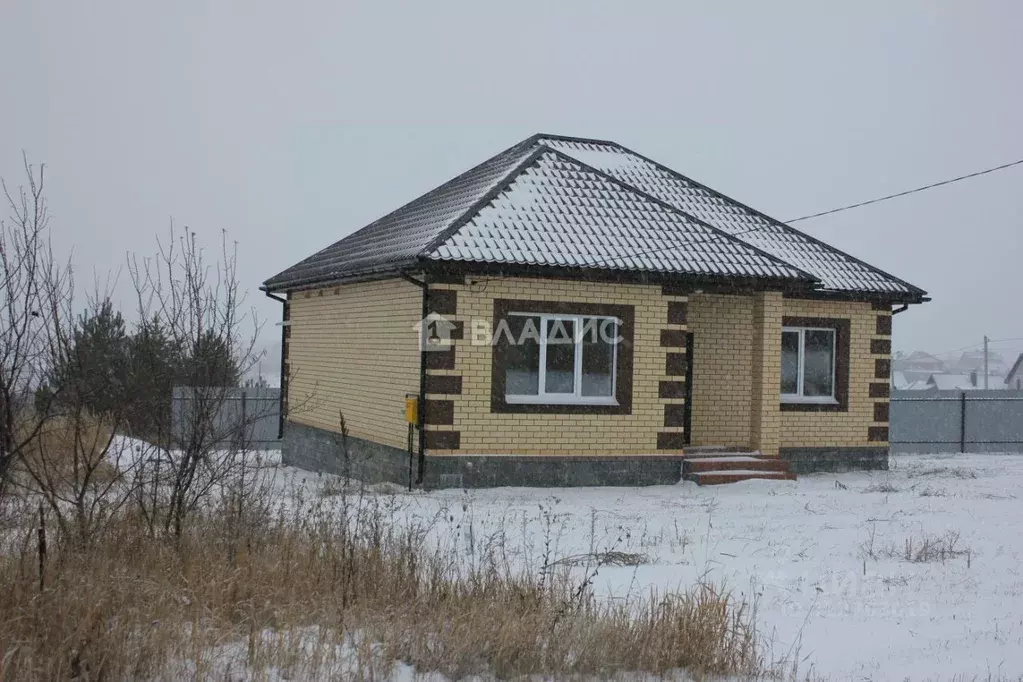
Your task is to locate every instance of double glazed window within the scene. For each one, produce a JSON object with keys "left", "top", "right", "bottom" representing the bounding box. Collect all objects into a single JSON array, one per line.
[
  {"left": 504, "top": 314, "right": 619, "bottom": 405},
  {"left": 781, "top": 326, "right": 837, "bottom": 403}
]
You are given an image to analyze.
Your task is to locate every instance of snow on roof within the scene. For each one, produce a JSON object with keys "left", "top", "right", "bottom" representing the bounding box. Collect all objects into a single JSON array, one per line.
[
  {"left": 927, "top": 373, "right": 1007, "bottom": 390},
  {"left": 264, "top": 134, "right": 927, "bottom": 300},
  {"left": 429, "top": 151, "right": 808, "bottom": 280}
]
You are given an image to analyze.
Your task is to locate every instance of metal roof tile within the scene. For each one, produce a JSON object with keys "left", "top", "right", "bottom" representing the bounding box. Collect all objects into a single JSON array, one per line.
[{"left": 264, "top": 134, "right": 924, "bottom": 300}]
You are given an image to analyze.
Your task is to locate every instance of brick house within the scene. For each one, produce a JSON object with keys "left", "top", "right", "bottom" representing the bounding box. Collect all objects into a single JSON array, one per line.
[{"left": 263, "top": 134, "right": 927, "bottom": 487}]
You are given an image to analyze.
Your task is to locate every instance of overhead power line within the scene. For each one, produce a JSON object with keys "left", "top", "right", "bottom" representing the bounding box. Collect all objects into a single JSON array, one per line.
[
  {"left": 787, "top": 157, "right": 1023, "bottom": 223},
  {"left": 492, "top": 154, "right": 1023, "bottom": 277}
]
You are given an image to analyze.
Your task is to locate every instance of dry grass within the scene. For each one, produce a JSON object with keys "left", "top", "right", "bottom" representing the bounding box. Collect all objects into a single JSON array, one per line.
[
  {"left": 11, "top": 414, "right": 120, "bottom": 488},
  {"left": 912, "top": 466, "right": 978, "bottom": 480},
  {"left": 0, "top": 487, "right": 766, "bottom": 680},
  {"left": 870, "top": 530, "right": 972, "bottom": 565},
  {"left": 862, "top": 481, "right": 901, "bottom": 494},
  {"left": 898, "top": 531, "right": 971, "bottom": 564}
]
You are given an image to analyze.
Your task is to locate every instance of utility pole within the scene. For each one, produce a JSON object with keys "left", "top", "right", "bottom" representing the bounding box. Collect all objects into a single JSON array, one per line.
[{"left": 983, "top": 335, "right": 989, "bottom": 389}]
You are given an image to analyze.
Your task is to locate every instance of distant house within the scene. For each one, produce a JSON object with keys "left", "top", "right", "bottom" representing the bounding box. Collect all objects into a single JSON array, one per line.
[
  {"left": 952, "top": 349, "right": 1007, "bottom": 376},
  {"left": 1007, "top": 354, "right": 1023, "bottom": 390},
  {"left": 892, "top": 351, "right": 946, "bottom": 385},
  {"left": 894, "top": 351, "right": 945, "bottom": 373},
  {"left": 925, "top": 371, "right": 1006, "bottom": 391},
  {"left": 892, "top": 371, "right": 930, "bottom": 391}
]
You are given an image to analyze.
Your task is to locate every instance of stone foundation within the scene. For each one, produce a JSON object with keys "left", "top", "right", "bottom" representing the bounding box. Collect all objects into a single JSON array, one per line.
[
  {"left": 283, "top": 421, "right": 413, "bottom": 485},
  {"left": 779, "top": 446, "right": 888, "bottom": 474},
  {"left": 283, "top": 421, "right": 684, "bottom": 488}
]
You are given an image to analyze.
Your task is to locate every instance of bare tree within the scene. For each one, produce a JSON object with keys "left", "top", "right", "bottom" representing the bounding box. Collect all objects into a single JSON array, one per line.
[
  {"left": 0, "top": 155, "right": 74, "bottom": 498},
  {"left": 128, "top": 226, "right": 264, "bottom": 537}
]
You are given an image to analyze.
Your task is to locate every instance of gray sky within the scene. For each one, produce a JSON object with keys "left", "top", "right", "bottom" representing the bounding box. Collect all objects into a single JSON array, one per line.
[{"left": 2, "top": 1, "right": 1020, "bottom": 364}]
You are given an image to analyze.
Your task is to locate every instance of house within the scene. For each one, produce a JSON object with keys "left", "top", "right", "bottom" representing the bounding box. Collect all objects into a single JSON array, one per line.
[
  {"left": 1006, "top": 354, "right": 1023, "bottom": 390},
  {"left": 952, "top": 349, "right": 1007, "bottom": 376},
  {"left": 262, "top": 134, "right": 927, "bottom": 487},
  {"left": 892, "top": 350, "right": 946, "bottom": 384},
  {"left": 924, "top": 371, "right": 1007, "bottom": 391}
]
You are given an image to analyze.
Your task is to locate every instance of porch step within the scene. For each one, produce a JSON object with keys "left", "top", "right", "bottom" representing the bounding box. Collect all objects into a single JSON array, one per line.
[
  {"left": 682, "top": 450, "right": 774, "bottom": 460},
  {"left": 681, "top": 450, "right": 796, "bottom": 485},
  {"left": 684, "top": 469, "right": 797, "bottom": 486},
  {"left": 683, "top": 456, "right": 790, "bottom": 473}
]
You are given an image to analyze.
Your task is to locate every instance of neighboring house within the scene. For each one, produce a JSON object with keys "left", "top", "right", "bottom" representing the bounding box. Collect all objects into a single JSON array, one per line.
[
  {"left": 893, "top": 350, "right": 946, "bottom": 373},
  {"left": 262, "top": 134, "right": 927, "bottom": 488},
  {"left": 891, "top": 371, "right": 922, "bottom": 391},
  {"left": 952, "top": 349, "right": 1007, "bottom": 376},
  {"left": 892, "top": 351, "right": 945, "bottom": 385},
  {"left": 925, "top": 371, "right": 1007, "bottom": 391},
  {"left": 1006, "top": 354, "right": 1023, "bottom": 390}
]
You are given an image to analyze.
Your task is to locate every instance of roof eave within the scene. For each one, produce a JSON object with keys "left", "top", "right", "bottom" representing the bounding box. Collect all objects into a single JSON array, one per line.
[
  {"left": 261, "top": 259, "right": 420, "bottom": 294},
  {"left": 421, "top": 258, "right": 818, "bottom": 293}
]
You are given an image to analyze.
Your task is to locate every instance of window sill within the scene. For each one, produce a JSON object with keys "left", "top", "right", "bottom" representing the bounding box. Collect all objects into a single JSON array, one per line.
[
  {"left": 494, "top": 394, "right": 630, "bottom": 415},
  {"left": 506, "top": 395, "right": 619, "bottom": 407},
  {"left": 780, "top": 397, "right": 847, "bottom": 413},
  {"left": 781, "top": 397, "right": 839, "bottom": 405}
]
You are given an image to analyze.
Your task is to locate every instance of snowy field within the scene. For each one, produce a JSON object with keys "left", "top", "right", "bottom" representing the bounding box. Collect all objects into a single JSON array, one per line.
[{"left": 280, "top": 453, "right": 1023, "bottom": 681}]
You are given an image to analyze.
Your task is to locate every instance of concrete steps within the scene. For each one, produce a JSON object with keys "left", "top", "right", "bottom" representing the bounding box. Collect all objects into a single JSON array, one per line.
[{"left": 682, "top": 450, "right": 796, "bottom": 486}]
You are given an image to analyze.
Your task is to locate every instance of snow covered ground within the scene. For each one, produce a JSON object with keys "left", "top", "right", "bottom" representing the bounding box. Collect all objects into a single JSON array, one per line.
[{"left": 280, "top": 453, "right": 1023, "bottom": 681}]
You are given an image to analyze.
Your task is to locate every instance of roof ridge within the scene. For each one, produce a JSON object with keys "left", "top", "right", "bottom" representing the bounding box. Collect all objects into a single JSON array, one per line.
[
  {"left": 600, "top": 139, "right": 927, "bottom": 297},
  {"left": 418, "top": 145, "right": 549, "bottom": 260},
  {"left": 535, "top": 146, "right": 818, "bottom": 282},
  {"left": 532, "top": 132, "right": 620, "bottom": 147}
]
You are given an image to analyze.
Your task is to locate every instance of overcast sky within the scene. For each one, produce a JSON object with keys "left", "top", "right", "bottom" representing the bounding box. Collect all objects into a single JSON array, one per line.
[{"left": 2, "top": 1, "right": 1020, "bottom": 364}]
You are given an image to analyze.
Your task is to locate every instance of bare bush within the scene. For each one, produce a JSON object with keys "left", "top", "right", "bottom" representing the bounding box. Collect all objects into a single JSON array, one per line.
[
  {"left": 0, "top": 157, "right": 74, "bottom": 498},
  {"left": 127, "top": 226, "right": 266, "bottom": 537}
]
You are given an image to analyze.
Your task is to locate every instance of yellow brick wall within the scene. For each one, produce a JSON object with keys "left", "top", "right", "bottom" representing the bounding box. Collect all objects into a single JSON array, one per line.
[
  {"left": 286, "top": 278, "right": 421, "bottom": 450},
  {"left": 750, "top": 292, "right": 784, "bottom": 456},
  {"left": 428, "top": 276, "right": 680, "bottom": 456},
  {"left": 687, "top": 294, "right": 755, "bottom": 448},
  {"left": 779, "top": 298, "right": 888, "bottom": 448}
]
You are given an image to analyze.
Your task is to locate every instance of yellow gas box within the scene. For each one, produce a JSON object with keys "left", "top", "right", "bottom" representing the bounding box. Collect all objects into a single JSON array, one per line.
[{"left": 405, "top": 394, "right": 419, "bottom": 425}]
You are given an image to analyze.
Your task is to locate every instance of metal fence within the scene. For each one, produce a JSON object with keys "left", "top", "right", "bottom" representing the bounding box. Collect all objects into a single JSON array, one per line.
[
  {"left": 890, "top": 390, "right": 1023, "bottom": 454},
  {"left": 171, "top": 386, "right": 281, "bottom": 450}
]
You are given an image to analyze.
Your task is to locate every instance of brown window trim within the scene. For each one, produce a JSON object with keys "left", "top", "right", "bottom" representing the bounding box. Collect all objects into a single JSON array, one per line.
[
  {"left": 780, "top": 316, "right": 850, "bottom": 413},
  {"left": 490, "top": 299, "right": 634, "bottom": 414}
]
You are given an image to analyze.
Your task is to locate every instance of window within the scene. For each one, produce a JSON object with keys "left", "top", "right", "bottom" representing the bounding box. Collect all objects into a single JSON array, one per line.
[
  {"left": 504, "top": 313, "right": 619, "bottom": 405},
  {"left": 492, "top": 299, "right": 634, "bottom": 415},
  {"left": 781, "top": 326, "right": 837, "bottom": 403}
]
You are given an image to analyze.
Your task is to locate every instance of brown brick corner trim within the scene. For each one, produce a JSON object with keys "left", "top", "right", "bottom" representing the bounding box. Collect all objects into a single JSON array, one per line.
[
  {"left": 663, "top": 404, "right": 686, "bottom": 427},
  {"left": 426, "top": 289, "right": 457, "bottom": 316},
  {"left": 423, "top": 399, "right": 454, "bottom": 425},
  {"left": 867, "top": 426, "right": 889, "bottom": 442},
  {"left": 666, "top": 301, "right": 688, "bottom": 325},
  {"left": 665, "top": 352, "right": 687, "bottom": 377},
  {"left": 780, "top": 316, "right": 850, "bottom": 412},
  {"left": 424, "top": 374, "right": 462, "bottom": 395},
  {"left": 870, "top": 338, "right": 892, "bottom": 355},
  {"left": 424, "top": 345, "right": 455, "bottom": 370},
  {"left": 875, "top": 358, "right": 891, "bottom": 379}
]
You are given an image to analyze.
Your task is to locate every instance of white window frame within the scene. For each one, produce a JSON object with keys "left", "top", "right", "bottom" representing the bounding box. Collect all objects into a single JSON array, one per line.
[
  {"left": 781, "top": 326, "right": 838, "bottom": 404},
  {"left": 505, "top": 312, "right": 620, "bottom": 406}
]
